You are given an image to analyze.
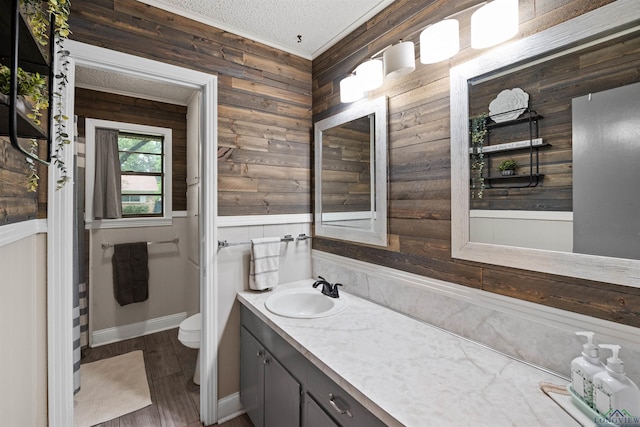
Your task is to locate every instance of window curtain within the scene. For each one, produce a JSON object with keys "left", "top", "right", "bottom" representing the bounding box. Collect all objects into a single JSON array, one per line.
[{"left": 93, "top": 128, "right": 122, "bottom": 219}]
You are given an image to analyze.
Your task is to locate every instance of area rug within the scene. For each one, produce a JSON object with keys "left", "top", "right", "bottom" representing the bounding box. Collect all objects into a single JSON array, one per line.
[{"left": 74, "top": 350, "right": 152, "bottom": 427}]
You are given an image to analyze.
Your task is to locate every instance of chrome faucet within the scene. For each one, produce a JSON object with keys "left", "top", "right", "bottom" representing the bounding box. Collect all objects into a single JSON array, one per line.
[{"left": 312, "top": 276, "right": 342, "bottom": 298}]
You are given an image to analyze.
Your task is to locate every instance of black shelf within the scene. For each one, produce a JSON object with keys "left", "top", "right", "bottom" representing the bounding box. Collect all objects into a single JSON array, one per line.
[
  {"left": 472, "top": 108, "right": 548, "bottom": 190},
  {"left": 486, "top": 174, "right": 545, "bottom": 181},
  {"left": 0, "top": 0, "right": 50, "bottom": 73},
  {"left": 1, "top": 0, "right": 53, "bottom": 165},
  {"left": 487, "top": 112, "right": 543, "bottom": 130},
  {"left": 0, "top": 93, "right": 48, "bottom": 139},
  {"left": 485, "top": 174, "right": 545, "bottom": 188}
]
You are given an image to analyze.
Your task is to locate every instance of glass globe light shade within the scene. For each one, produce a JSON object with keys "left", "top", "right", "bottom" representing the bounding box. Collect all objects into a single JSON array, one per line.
[
  {"left": 419, "top": 19, "right": 460, "bottom": 64},
  {"left": 383, "top": 41, "right": 416, "bottom": 79},
  {"left": 471, "top": 0, "right": 519, "bottom": 49},
  {"left": 355, "top": 59, "right": 384, "bottom": 91},
  {"left": 340, "top": 74, "right": 364, "bottom": 103}
]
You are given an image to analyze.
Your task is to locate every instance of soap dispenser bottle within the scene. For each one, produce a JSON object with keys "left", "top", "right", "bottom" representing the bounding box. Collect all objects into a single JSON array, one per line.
[
  {"left": 571, "top": 331, "right": 605, "bottom": 407},
  {"left": 592, "top": 344, "right": 640, "bottom": 417}
]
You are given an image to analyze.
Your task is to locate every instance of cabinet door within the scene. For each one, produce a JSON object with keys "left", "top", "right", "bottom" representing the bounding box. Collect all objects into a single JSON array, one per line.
[
  {"left": 264, "top": 352, "right": 301, "bottom": 427},
  {"left": 241, "top": 327, "right": 265, "bottom": 427},
  {"left": 304, "top": 393, "right": 340, "bottom": 427}
]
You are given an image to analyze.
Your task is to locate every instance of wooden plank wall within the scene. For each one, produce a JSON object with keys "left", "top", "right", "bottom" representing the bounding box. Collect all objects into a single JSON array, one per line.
[
  {"left": 74, "top": 88, "right": 188, "bottom": 211},
  {"left": 469, "top": 31, "right": 640, "bottom": 211},
  {"left": 2, "top": 0, "right": 312, "bottom": 224},
  {"left": 312, "top": 0, "right": 640, "bottom": 328},
  {"left": 68, "top": 0, "right": 312, "bottom": 216},
  {"left": 321, "top": 120, "right": 371, "bottom": 213},
  {"left": 0, "top": 136, "right": 45, "bottom": 223},
  {"left": 70, "top": 0, "right": 312, "bottom": 217}
]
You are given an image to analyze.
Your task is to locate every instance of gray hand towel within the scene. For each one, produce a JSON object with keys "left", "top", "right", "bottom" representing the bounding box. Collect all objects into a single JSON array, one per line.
[{"left": 112, "top": 242, "right": 149, "bottom": 306}]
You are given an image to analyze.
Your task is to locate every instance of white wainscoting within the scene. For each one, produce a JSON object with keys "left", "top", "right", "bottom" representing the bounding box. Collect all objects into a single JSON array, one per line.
[
  {"left": 0, "top": 219, "right": 47, "bottom": 248},
  {"left": 470, "top": 210, "right": 573, "bottom": 252},
  {"left": 216, "top": 214, "right": 313, "bottom": 411}
]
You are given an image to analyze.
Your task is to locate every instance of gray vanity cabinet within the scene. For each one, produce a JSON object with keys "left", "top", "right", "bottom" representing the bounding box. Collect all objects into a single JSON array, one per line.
[
  {"left": 240, "top": 326, "right": 301, "bottom": 427},
  {"left": 305, "top": 362, "right": 387, "bottom": 427},
  {"left": 240, "top": 328, "right": 264, "bottom": 427},
  {"left": 240, "top": 305, "right": 388, "bottom": 427},
  {"left": 304, "top": 393, "right": 340, "bottom": 427}
]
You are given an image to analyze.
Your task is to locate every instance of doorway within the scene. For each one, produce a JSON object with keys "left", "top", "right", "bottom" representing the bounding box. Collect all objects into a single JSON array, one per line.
[{"left": 47, "top": 40, "right": 219, "bottom": 426}]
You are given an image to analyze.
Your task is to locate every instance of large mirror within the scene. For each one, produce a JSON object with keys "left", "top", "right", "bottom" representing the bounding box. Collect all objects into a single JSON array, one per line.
[
  {"left": 314, "top": 96, "right": 388, "bottom": 246},
  {"left": 450, "top": 0, "right": 640, "bottom": 288}
]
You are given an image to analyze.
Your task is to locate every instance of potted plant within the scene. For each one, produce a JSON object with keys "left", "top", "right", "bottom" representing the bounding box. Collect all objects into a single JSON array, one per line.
[
  {"left": 470, "top": 112, "right": 488, "bottom": 198},
  {"left": 2, "top": 0, "right": 72, "bottom": 191},
  {"left": 498, "top": 159, "right": 518, "bottom": 176}
]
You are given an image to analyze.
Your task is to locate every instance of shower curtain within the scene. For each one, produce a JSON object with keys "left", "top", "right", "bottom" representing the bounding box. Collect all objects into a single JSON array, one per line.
[{"left": 73, "top": 116, "right": 89, "bottom": 393}]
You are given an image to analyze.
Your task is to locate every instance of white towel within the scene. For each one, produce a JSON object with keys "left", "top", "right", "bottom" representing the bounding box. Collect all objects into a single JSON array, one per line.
[{"left": 249, "top": 237, "right": 281, "bottom": 290}]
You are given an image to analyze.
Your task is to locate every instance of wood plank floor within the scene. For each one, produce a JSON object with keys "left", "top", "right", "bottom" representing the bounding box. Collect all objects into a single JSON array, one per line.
[{"left": 80, "top": 328, "right": 254, "bottom": 427}]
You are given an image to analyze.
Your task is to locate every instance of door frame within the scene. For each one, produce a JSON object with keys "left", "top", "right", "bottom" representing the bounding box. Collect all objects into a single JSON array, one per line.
[{"left": 47, "top": 40, "right": 219, "bottom": 425}]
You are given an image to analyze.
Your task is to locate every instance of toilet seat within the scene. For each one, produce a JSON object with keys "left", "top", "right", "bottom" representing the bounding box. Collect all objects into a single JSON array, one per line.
[{"left": 178, "top": 313, "right": 201, "bottom": 349}]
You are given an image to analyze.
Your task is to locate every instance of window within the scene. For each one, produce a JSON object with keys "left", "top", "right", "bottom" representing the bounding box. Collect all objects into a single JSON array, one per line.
[
  {"left": 85, "top": 119, "right": 172, "bottom": 229},
  {"left": 118, "top": 132, "right": 164, "bottom": 217}
]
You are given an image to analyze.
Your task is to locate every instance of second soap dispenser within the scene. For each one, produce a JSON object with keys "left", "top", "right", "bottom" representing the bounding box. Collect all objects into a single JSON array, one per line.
[
  {"left": 593, "top": 344, "right": 640, "bottom": 417},
  {"left": 571, "top": 331, "right": 605, "bottom": 408}
]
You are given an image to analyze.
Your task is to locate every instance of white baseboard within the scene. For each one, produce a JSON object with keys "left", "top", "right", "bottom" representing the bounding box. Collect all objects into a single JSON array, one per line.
[
  {"left": 91, "top": 312, "right": 188, "bottom": 347},
  {"left": 217, "top": 392, "right": 245, "bottom": 423}
]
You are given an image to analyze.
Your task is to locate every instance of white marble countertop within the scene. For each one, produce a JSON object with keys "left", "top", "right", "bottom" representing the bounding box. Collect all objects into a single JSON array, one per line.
[{"left": 237, "top": 279, "right": 578, "bottom": 427}]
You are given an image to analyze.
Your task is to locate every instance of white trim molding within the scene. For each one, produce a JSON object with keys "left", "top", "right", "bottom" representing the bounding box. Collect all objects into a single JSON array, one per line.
[
  {"left": 47, "top": 54, "right": 76, "bottom": 427},
  {"left": 91, "top": 312, "right": 188, "bottom": 347},
  {"left": 0, "top": 219, "right": 47, "bottom": 248},
  {"left": 84, "top": 118, "right": 173, "bottom": 229},
  {"left": 217, "top": 213, "right": 312, "bottom": 228},
  {"left": 217, "top": 392, "right": 245, "bottom": 424},
  {"left": 134, "top": 0, "right": 394, "bottom": 60},
  {"left": 55, "top": 40, "right": 219, "bottom": 426}
]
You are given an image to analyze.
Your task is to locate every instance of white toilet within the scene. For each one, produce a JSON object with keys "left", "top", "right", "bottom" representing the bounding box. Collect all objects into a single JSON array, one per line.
[{"left": 178, "top": 313, "right": 201, "bottom": 385}]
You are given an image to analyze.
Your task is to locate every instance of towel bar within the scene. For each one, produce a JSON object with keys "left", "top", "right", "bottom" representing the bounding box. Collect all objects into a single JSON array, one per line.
[
  {"left": 101, "top": 238, "right": 179, "bottom": 250},
  {"left": 218, "top": 233, "right": 311, "bottom": 249}
]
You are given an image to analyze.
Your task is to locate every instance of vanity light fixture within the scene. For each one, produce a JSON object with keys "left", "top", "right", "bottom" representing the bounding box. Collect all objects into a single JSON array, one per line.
[
  {"left": 339, "top": 73, "right": 365, "bottom": 103},
  {"left": 419, "top": 19, "right": 460, "bottom": 64},
  {"left": 355, "top": 58, "right": 384, "bottom": 91},
  {"left": 471, "top": 0, "right": 519, "bottom": 49},
  {"left": 338, "top": 1, "right": 519, "bottom": 103},
  {"left": 383, "top": 40, "right": 416, "bottom": 79}
]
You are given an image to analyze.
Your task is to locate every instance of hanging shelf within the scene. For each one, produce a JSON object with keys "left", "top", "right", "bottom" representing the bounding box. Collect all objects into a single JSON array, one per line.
[
  {"left": 483, "top": 109, "right": 548, "bottom": 189},
  {"left": 1, "top": 0, "right": 55, "bottom": 165}
]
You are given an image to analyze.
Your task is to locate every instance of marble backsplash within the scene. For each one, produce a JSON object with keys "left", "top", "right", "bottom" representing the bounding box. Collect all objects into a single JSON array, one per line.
[{"left": 312, "top": 251, "right": 640, "bottom": 384}]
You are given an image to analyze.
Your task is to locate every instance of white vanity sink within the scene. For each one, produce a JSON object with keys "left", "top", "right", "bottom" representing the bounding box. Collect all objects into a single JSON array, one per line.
[{"left": 265, "top": 287, "right": 347, "bottom": 318}]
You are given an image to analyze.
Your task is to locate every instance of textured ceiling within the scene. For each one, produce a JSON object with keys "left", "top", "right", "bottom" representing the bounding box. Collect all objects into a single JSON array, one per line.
[
  {"left": 137, "top": 0, "right": 396, "bottom": 59},
  {"left": 75, "top": 66, "right": 197, "bottom": 105}
]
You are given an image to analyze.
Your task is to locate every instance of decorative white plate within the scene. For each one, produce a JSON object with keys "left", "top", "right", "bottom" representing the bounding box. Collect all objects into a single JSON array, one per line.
[{"left": 489, "top": 88, "right": 529, "bottom": 122}]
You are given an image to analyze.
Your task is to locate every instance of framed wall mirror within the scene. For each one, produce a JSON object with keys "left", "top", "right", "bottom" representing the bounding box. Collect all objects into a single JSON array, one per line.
[
  {"left": 314, "top": 96, "right": 388, "bottom": 246},
  {"left": 450, "top": 0, "right": 640, "bottom": 288}
]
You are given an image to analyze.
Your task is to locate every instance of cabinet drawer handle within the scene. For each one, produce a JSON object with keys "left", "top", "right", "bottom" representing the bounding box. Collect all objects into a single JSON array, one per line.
[
  {"left": 328, "top": 393, "right": 353, "bottom": 418},
  {"left": 257, "top": 350, "right": 264, "bottom": 358}
]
